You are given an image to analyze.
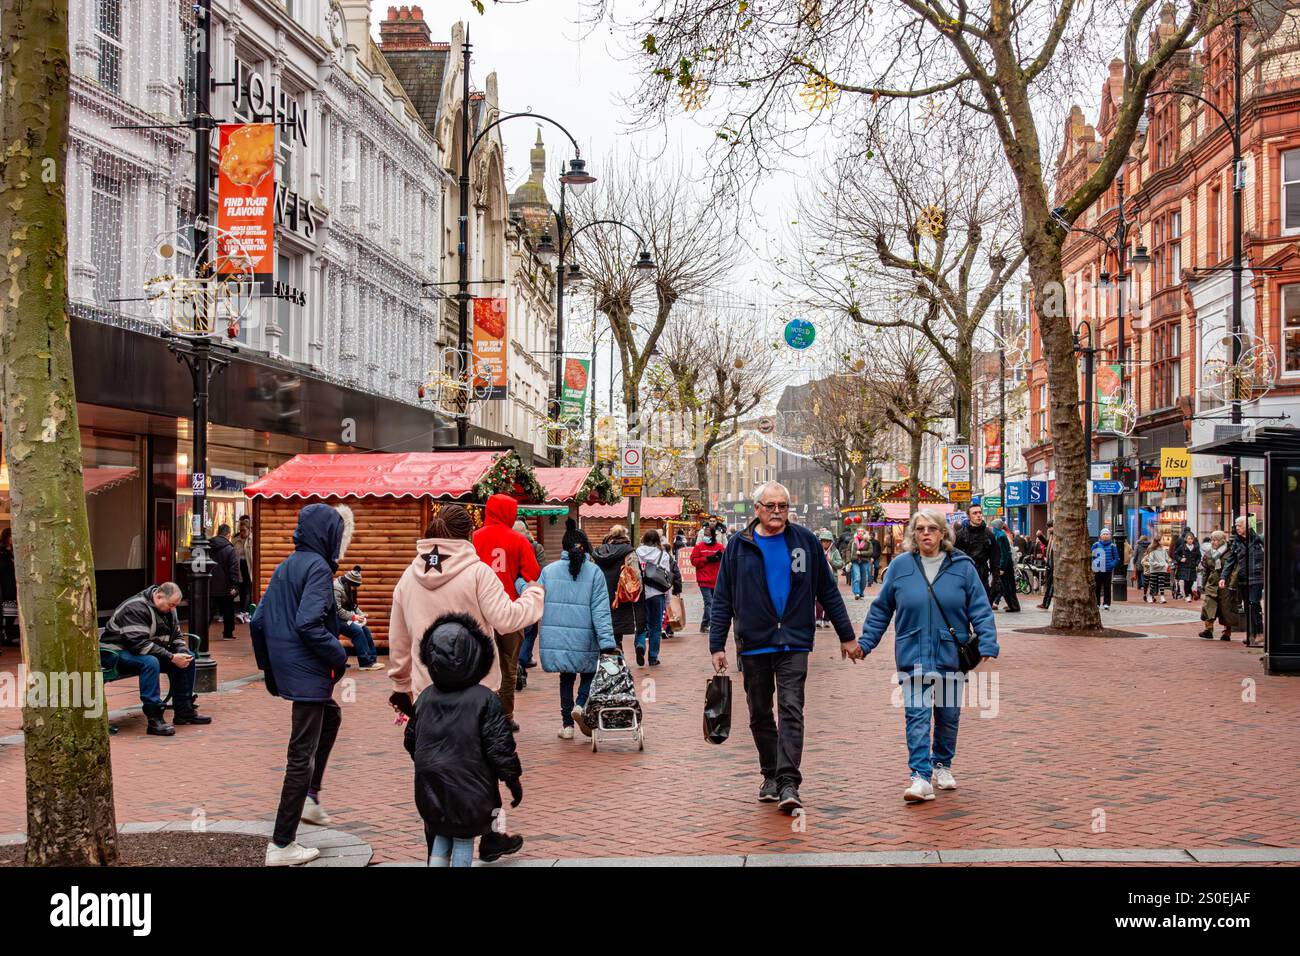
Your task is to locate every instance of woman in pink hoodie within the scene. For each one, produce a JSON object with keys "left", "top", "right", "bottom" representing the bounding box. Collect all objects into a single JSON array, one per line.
[{"left": 388, "top": 505, "right": 545, "bottom": 728}]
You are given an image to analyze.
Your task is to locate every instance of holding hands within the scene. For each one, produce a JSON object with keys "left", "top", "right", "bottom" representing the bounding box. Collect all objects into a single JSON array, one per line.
[{"left": 840, "top": 640, "right": 865, "bottom": 663}]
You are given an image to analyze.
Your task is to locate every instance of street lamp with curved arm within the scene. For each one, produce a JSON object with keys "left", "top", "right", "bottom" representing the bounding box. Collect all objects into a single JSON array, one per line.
[{"left": 453, "top": 32, "right": 595, "bottom": 447}]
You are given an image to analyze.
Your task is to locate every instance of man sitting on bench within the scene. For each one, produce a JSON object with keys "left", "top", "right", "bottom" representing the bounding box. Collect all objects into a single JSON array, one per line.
[{"left": 101, "top": 582, "right": 213, "bottom": 736}]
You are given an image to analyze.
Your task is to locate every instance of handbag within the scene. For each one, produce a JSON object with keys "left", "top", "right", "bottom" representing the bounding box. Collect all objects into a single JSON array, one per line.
[
  {"left": 642, "top": 550, "right": 673, "bottom": 592},
  {"left": 914, "top": 554, "right": 983, "bottom": 673},
  {"left": 702, "top": 673, "right": 732, "bottom": 744}
]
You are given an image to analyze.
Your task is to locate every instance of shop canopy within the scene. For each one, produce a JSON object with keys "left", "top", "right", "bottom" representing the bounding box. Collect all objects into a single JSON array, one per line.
[
  {"left": 533, "top": 466, "right": 620, "bottom": 505},
  {"left": 877, "top": 479, "right": 950, "bottom": 502},
  {"left": 1189, "top": 426, "right": 1300, "bottom": 459},
  {"left": 82, "top": 466, "right": 138, "bottom": 496},
  {"left": 244, "top": 451, "right": 540, "bottom": 501},
  {"left": 579, "top": 496, "right": 684, "bottom": 520}
]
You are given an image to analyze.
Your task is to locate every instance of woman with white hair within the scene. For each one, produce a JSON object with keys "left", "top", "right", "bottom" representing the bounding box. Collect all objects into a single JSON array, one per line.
[{"left": 854, "top": 507, "right": 999, "bottom": 803}]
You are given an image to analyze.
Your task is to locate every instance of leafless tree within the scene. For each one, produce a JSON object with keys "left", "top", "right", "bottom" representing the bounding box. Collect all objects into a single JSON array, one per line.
[
  {"left": 644, "top": 306, "right": 779, "bottom": 503},
  {"left": 595, "top": 0, "right": 1248, "bottom": 629},
  {"left": 570, "top": 153, "right": 739, "bottom": 536},
  {"left": 803, "top": 371, "right": 890, "bottom": 508}
]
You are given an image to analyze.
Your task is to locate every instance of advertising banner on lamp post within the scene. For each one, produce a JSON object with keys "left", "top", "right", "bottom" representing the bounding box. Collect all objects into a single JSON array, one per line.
[
  {"left": 472, "top": 298, "right": 508, "bottom": 399},
  {"left": 217, "top": 123, "right": 276, "bottom": 289},
  {"left": 559, "top": 358, "right": 590, "bottom": 422},
  {"left": 1096, "top": 362, "right": 1123, "bottom": 430},
  {"left": 982, "top": 422, "right": 1002, "bottom": 473}
]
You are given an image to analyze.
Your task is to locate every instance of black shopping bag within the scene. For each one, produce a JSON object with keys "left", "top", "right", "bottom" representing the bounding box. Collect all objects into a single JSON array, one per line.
[{"left": 703, "top": 674, "right": 732, "bottom": 745}]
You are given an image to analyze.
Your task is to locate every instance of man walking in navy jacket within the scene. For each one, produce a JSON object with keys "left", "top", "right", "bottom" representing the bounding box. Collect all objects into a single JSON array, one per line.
[{"left": 709, "top": 482, "right": 858, "bottom": 813}]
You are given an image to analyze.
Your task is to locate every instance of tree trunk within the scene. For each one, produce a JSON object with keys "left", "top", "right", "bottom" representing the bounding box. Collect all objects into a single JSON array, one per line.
[
  {"left": 695, "top": 453, "right": 710, "bottom": 509},
  {"left": 953, "top": 339, "right": 974, "bottom": 444},
  {"left": 1025, "top": 226, "right": 1100, "bottom": 631},
  {"left": 0, "top": 0, "right": 119, "bottom": 864}
]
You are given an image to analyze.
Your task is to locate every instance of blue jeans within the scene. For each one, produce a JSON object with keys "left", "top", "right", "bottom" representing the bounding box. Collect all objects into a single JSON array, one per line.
[
  {"left": 559, "top": 671, "right": 595, "bottom": 725},
  {"left": 429, "top": 834, "right": 475, "bottom": 868},
  {"left": 340, "top": 621, "right": 377, "bottom": 667},
  {"left": 114, "top": 649, "right": 196, "bottom": 708},
  {"left": 851, "top": 560, "right": 871, "bottom": 597},
  {"left": 636, "top": 593, "right": 666, "bottom": 661},
  {"left": 900, "top": 672, "right": 964, "bottom": 779},
  {"left": 700, "top": 587, "right": 714, "bottom": 632},
  {"left": 518, "top": 623, "right": 538, "bottom": 668}
]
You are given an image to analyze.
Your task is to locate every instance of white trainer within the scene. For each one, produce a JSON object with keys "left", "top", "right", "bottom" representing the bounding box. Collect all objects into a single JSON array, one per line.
[
  {"left": 571, "top": 706, "right": 592, "bottom": 737},
  {"left": 904, "top": 776, "right": 936, "bottom": 802},
  {"left": 931, "top": 765, "right": 957, "bottom": 790},
  {"left": 557, "top": 724, "right": 574, "bottom": 740},
  {"left": 300, "top": 795, "right": 331, "bottom": 826},
  {"left": 265, "top": 841, "right": 320, "bottom": 866}
]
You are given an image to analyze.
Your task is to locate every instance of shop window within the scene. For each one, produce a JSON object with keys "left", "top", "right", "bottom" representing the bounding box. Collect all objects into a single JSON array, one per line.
[
  {"left": 97, "top": 0, "right": 123, "bottom": 95},
  {"left": 1283, "top": 285, "right": 1300, "bottom": 374},
  {"left": 1169, "top": 211, "right": 1182, "bottom": 286},
  {"left": 1284, "top": 149, "right": 1300, "bottom": 234},
  {"left": 82, "top": 431, "right": 144, "bottom": 570},
  {"left": 91, "top": 172, "right": 124, "bottom": 308},
  {"left": 1208, "top": 183, "right": 1221, "bottom": 264}
]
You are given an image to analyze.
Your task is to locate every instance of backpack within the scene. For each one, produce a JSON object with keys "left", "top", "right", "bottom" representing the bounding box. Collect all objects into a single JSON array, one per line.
[{"left": 614, "top": 552, "right": 643, "bottom": 606}]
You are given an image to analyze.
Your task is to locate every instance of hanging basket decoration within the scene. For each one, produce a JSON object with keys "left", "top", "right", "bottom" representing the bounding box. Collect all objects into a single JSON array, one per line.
[
  {"left": 576, "top": 466, "right": 621, "bottom": 505},
  {"left": 800, "top": 74, "right": 838, "bottom": 112},
  {"left": 916, "top": 205, "right": 946, "bottom": 239},
  {"left": 470, "top": 451, "right": 546, "bottom": 503}
]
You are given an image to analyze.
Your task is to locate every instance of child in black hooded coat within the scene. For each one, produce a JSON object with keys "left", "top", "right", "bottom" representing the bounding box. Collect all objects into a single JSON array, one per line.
[{"left": 404, "top": 612, "right": 525, "bottom": 867}]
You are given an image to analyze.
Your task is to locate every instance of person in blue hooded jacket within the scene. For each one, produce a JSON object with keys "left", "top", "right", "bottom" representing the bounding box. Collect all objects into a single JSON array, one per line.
[
  {"left": 855, "top": 507, "right": 999, "bottom": 804},
  {"left": 1091, "top": 527, "right": 1120, "bottom": 610},
  {"left": 251, "top": 502, "right": 353, "bottom": 867},
  {"left": 537, "top": 541, "right": 617, "bottom": 740}
]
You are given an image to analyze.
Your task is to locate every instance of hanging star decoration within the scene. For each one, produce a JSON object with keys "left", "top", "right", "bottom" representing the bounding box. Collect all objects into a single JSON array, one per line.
[
  {"left": 420, "top": 544, "right": 445, "bottom": 573},
  {"left": 680, "top": 77, "right": 709, "bottom": 112},
  {"left": 800, "top": 74, "right": 838, "bottom": 112},
  {"left": 849, "top": 450, "right": 863, "bottom": 465},
  {"left": 916, "top": 205, "right": 946, "bottom": 239}
]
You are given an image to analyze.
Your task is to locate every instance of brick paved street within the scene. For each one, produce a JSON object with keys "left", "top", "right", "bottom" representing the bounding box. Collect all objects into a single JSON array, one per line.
[{"left": 1, "top": 582, "right": 1297, "bottom": 865}]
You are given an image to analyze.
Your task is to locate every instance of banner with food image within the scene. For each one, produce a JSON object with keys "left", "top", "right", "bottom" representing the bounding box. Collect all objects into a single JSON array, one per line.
[
  {"left": 472, "top": 298, "right": 508, "bottom": 399},
  {"left": 216, "top": 123, "right": 276, "bottom": 289},
  {"left": 983, "top": 421, "right": 1002, "bottom": 473},
  {"left": 1096, "top": 362, "right": 1123, "bottom": 430},
  {"left": 559, "top": 358, "right": 590, "bottom": 422}
]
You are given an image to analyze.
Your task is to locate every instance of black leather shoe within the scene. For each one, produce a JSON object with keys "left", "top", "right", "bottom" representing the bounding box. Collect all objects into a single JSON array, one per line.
[
  {"left": 515, "top": 670, "right": 527, "bottom": 691},
  {"left": 758, "top": 778, "right": 779, "bottom": 802},
  {"left": 777, "top": 785, "right": 803, "bottom": 814},
  {"left": 478, "top": 831, "right": 524, "bottom": 862},
  {"left": 144, "top": 705, "right": 175, "bottom": 736},
  {"left": 173, "top": 710, "right": 212, "bottom": 725},
  {"left": 635, "top": 646, "right": 645, "bottom": 666}
]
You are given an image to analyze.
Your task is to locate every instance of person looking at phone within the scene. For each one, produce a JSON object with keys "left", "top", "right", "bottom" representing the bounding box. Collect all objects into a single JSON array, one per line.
[{"left": 101, "top": 582, "right": 211, "bottom": 736}]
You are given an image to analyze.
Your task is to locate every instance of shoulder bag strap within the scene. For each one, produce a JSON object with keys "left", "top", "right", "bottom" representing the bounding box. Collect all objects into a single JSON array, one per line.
[{"left": 912, "top": 553, "right": 964, "bottom": 641}]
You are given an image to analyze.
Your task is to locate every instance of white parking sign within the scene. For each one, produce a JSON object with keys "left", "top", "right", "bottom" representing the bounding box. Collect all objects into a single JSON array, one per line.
[{"left": 620, "top": 441, "right": 643, "bottom": 478}]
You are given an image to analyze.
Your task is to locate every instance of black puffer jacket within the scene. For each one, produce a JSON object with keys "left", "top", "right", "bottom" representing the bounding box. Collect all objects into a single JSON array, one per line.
[
  {"left": 955, "top": 522, "right": 996, "bottom": 568},
  {"left": 403, "top": 613, "right": 521, "bottom": 839},
  {"left": 591, "top": 538, "right": 646, "bottom": 637},
  {"left": 208, "top": 534, "right": 240, "bottom": 594}
]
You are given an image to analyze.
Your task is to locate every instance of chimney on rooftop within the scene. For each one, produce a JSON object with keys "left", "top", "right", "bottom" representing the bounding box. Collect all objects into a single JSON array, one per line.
[{"left": 379, "top": 4, "right": 433, "bottom": 51}]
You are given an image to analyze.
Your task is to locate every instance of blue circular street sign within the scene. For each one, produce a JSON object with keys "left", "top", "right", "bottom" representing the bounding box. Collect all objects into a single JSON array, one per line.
[{"left": 784, "top": 318, "right": 816, "bottom": 350}]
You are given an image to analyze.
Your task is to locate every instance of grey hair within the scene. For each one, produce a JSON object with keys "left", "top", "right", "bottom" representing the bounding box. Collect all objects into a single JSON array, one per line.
[
  {"left": 990, "top": 517, "right": 1005, "bottom": 531},
  {"left": 157, "top": 581, "right": 182, "bottom": 600},
  {"left": 901, "top": 508, "right": 955, "bottom": 554},
  {"left": 1210, "top": 529, "right": 1227, "bottom": 544},
  {"left": 753, "top": 480, "right": 790, "bottom": 504}
]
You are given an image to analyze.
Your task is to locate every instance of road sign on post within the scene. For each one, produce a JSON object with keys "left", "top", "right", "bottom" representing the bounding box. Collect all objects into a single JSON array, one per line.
[{"left": 620, "top": 440, "right": 643, "bottom": 480}]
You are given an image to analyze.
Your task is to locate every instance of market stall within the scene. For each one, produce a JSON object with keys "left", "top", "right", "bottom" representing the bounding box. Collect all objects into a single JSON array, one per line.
[
  {"left": 528, "top": 466, "right": 620, "bottom": 563},
  {"left": 578, "top": 496, "right": 685, "bottom": 544},
  {"left": 243, "top": 449, "right": 544, "bottom": 648}
]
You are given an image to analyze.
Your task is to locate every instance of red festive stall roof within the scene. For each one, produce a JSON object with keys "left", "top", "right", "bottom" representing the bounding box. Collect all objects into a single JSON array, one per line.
[
  {"left": 877, "top": 480, "right": 948, "bottom": 502},
  {"left": 579, "top": 497, "right": 684, "bottom": 520},
  {"left": 243, "top": 452, "right": 503, "bottom": 500},
  {"left": 534, "top": 467, "right": 592, "bottom": 504},
  {"left": 83, "top": 466, "right": 138, "bottom": 496}
]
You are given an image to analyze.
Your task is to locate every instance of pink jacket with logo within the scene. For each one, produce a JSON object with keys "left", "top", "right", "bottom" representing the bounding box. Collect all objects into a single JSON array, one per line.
[{"left": 387, "top": 537, "right": 545, "bottom": 697}]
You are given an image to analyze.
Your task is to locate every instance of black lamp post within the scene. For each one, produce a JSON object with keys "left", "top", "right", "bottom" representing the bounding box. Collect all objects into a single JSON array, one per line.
[
  {"left": 453, "top": 32, "right": 593, "bottom": 447},
  {"left": 1073, "top": 320, "right": 1099, "bottom": 544}
]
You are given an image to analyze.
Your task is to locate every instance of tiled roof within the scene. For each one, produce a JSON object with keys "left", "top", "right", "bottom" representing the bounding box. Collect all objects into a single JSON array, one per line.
[{"left": 382, "top": 46, "right": 449, "bottom": 135}]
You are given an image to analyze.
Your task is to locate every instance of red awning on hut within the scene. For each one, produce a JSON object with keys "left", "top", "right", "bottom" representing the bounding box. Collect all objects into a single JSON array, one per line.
[
  {"left": 83, "top": 466, "right": 138, "bottom": 496},
  {"left": 534, "top": 467, "right": 592, "bottom": 503},
  {"left": 243, "top": 451, "right": 502, "bottom": 500},
  {"left": 579, "top": 497, "right": 684, "bottom": 520}
]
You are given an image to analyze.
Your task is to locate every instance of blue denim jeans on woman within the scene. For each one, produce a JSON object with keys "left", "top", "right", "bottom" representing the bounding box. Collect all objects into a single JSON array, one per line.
[
  {"left": 636, "top": 593, "right": 667, "bottom": 662},
  {"left": 900, "top": 671, "right": 965, "bottom": 779},
  {"left": 339, "top": 621, "right": 377, "bottom": 668},
  {"left": 114, "top": 649, "right": 197, "bottom": 707},
  {"left": 518, "top": 622, "right": 538, "bottom": 667},
  {"left": 559, "top": 671, "right": 595, "bottom": 726},
  {"left": 429, "top": 834, "right": 475, "bottom": 868},
  {"left": 851, "top": 560, "right": 872, "bottom": 597},
  {"left": 699, "top": 586, "right": 714, "bottom": 633}
]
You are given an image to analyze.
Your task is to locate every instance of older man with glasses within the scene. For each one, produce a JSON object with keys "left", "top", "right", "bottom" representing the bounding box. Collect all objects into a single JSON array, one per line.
[{"left": 709, "top": 481, "right": 858, "bottom": 814}]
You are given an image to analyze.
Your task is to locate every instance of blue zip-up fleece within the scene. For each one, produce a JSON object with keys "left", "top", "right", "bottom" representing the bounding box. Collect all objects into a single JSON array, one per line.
[
  {"left": 858, "top": 550, "right": 999, "bottom": 674},
  {"left": 251, "top": 504, "right": 349, "bottom": 701},
  {"left": 708, "top": 519, "right": 855, "bottom": 655}
]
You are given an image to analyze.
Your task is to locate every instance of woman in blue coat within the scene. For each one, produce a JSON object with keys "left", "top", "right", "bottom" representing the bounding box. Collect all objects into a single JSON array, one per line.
[
  {"left": 538, "top": 543, "right": 617, "bottom": 740},
  {"left": 857, "top": 507, "right": 999, "bottom": 803}
]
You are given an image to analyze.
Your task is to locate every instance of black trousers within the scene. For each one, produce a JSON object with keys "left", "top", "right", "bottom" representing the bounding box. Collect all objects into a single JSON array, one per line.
[
  {"left": 741, "top": 650, "right": 809, "bottom": 788},
  {"left": 215, "top": 593, "right": 235, "bottom": 639},
  {"left": 273, "top": 699, "right": 342, "bottom": 846},
  {"left": 1041, "top": 564, "right": 1054, "bottom": 607},
  {"left": 238, "top": 559, "right": 252, "bottom": 612},
  {"left": 999, "top": 566, "right": 1020, "bottom": 611},
  {"left": 1094, "top": 570, "right": 1113, "bottom": 606}
]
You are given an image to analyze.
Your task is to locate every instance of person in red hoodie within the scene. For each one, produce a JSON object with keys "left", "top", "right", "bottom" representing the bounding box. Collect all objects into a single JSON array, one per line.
[
  {"left": 690, "top": 522, "right": 726, "bottom": 634},
  {"left": 472, "top": 494, "right": 541, "bottom": 729}
]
